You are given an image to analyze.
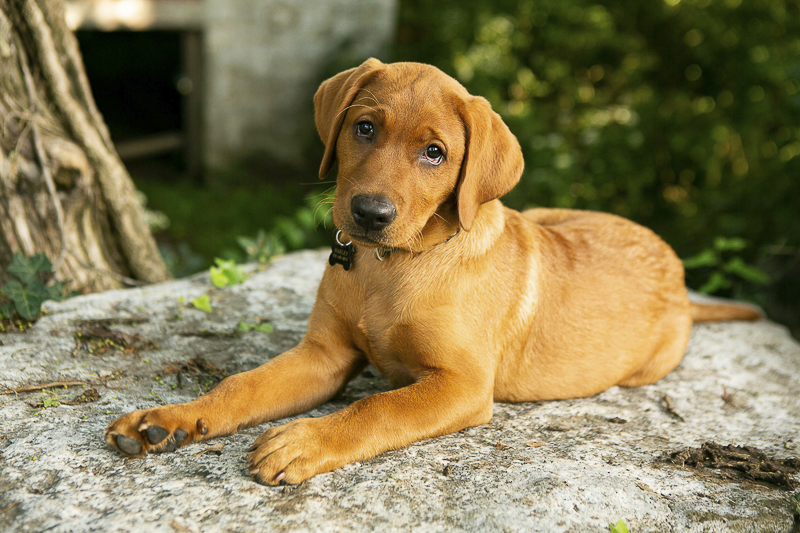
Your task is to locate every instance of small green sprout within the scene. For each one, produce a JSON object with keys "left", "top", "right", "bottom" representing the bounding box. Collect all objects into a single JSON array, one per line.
[
  {"left": 192, "top": 294, "right": 212, "bottom": 313},
  {"left": 609, "top": 519, "right": 629, "bottom": 533},
  {"left": 209, "top": 258, "right": 247, "bottom": 288}
]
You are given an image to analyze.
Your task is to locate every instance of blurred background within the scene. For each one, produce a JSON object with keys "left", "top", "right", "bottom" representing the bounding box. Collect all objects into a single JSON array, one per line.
[{"left": 66, "top": 0, "right": 799, "bottom": 337}]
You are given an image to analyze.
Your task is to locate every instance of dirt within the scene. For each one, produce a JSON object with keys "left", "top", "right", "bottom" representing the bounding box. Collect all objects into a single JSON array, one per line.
[
  {"left": 73, "top": 325, "right": 156, "bottom": 356},
  {"left": 0, "top": 316, "right": 34, "bottom": 333},
  {"left": 162, "top": 356, "right": 228, "bottom": 391},
  {"left": 26, "top": 387, "right": 100, "bottom": 408},
  {"left": 671, "top": 441, "right": 800, "bottom": 490},
  {"left": 163, "top": 357, "right": 227, "bottom": 379}
]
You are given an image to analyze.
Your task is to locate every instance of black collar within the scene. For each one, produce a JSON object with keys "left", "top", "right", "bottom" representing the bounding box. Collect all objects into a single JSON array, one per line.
[{"left": 374, "top": 228, "right": 461, "bottom": 261}]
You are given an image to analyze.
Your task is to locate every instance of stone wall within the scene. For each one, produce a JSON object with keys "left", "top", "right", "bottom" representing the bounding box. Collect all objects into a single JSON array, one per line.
[
  {"left": 66, "top": 0, "right": 397, "bottom": 171},
  {"left": 204, "top": 0, "right": 397, "bottom": 167}
]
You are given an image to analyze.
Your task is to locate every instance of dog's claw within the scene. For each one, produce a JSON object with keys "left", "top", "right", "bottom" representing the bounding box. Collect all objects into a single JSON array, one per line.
[
  {"left": 116, "top": 435, "right": 142, "bottom": 455},
  {"left": 145, "top": 425, "right": 169, "bottom": 445}
]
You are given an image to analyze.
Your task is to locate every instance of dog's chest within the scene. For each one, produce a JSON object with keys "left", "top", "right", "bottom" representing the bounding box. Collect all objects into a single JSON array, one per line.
[{"left": 349, "top": 260, "right": 444, "bottom": 386}]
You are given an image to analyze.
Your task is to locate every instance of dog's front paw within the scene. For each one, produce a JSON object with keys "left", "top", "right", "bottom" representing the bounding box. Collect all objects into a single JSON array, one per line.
[
  {"left": 104, "top": 405, "right": 203, "bottom": 457},
  {"left": 247, "top": 418, "right": 336, "bottom": 485}
]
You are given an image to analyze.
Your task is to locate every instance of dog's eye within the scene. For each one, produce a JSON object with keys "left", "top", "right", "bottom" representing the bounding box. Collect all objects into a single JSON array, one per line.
[
  {"left": 356, "top": 121, "right": 374, "bottom": 139},
  {"left": 424, "top": 145, "right": 444, "bottom": 165}
]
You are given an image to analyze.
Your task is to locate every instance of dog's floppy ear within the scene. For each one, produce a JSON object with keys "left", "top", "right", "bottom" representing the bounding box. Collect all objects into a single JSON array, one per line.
[
  {"left": 457, "top": 96, "right": 524, "bottom": 231},
  {"left": 314, "top": 58, "right": 386, "bottom": 179}
]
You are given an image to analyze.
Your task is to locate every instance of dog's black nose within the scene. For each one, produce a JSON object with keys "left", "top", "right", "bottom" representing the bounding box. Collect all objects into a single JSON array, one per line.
[{"left": 351, "top": 195, "right": 397, "bottom": 231}]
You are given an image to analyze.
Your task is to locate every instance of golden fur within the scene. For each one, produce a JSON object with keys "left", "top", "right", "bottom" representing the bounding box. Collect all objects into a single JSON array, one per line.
[{"left": 105, "top": 59, "right": 759, "bottom": 484}]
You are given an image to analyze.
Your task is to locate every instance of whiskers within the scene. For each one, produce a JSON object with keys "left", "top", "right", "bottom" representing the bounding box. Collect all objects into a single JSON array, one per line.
[
  {"left": 403, "top": 227, "right": 425, "bottom": 253},
  {"left": 332, "top": 91, "right": 382, "bottom": 121},
  {"left": 310, "top": 185, "right": 336, "bottom": 229},
  {"left": 431, "top": 212, "right": 448, "bottom": 225},
  {"left": 334, "top": 103, "right": 376, "bottom": 122}
]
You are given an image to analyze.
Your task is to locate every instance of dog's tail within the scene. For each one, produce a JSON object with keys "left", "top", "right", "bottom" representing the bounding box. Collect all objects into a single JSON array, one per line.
[{"left": 691, "top": 302, "right": 761, "bottom": 322}]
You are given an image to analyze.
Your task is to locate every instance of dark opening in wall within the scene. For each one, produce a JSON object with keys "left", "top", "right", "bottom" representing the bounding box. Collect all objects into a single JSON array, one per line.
[{"left": 76, "top": 30, "right": 196, "bottom": 177}]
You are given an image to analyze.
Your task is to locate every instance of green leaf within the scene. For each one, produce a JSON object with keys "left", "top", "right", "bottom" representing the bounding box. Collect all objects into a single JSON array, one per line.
[
  {"left": 713, "top": 237, "right": 747, "bottom": 252},
  {"left": 42, "top": 397, "right": 60, "bottom": 408},
  {"left": 210, "top": 258, "right": 247, "bottom": 288},
  {"left": 237, "top": 321, "right": 273, "bottom": 334},
  {"left": 0, "top": 302, "right": 15, "bottom": 318},
  {"left": 209, "top": 266, "right": 228, "bottom": 288},
  {"left": 699, "top": 271, "right": 732, "bottom": 294},
  {"left": 191, "top": 294, "right": 212, "bottom": 313},
  {"left": 682, "top": 249, "right": 718, "bottom": 269},
  {"left": 609, "top": 519, "right": 629, "bottom": 533},
  {"left": 1, "top": 279, "right": 46, "bottom": 320},
  {"left": 7, "top": 253, "right": 52, "bottom": 285},
  {"left": 723, "top": 257, "right": 770, "bottom": 284},
  {"left": 45, "top": 282, "right": 65, "bottom": 302},
  {"left": 254, "top": 323, "right": 273, "bottom": 333}
]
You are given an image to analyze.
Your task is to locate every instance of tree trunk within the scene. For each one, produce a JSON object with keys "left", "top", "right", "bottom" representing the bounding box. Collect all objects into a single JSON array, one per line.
[{"left": 0, "top": 0, "right": 170, "bottom": 293}]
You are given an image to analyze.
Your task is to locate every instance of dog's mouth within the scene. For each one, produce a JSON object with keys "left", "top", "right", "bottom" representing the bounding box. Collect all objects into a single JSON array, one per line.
[{"left": 345, "top": 230, "right": 393, "bottom": 249}]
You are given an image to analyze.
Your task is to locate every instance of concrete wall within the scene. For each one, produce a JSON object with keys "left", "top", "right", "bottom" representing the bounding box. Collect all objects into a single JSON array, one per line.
[{"left": 204, "top": 0, "right": 397, "bottom": 168}]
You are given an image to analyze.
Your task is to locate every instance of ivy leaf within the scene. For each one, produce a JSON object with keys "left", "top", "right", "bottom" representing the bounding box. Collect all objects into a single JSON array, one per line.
[
  {"left": 723, "top": 257, "right": 770, "bottom": 284},
  {"left": 0, "top": 302, "right": 15, "bottom": 318},
  {"left": 682, "top": 249, "right": 718, "bottom": 269},
  {"left": 191, "top": 294, "right": 212, "bottom": 313},
  {"left": 1, "top": 279, "right": 47, "bottom": 320},
  {"left": 45, "top": 281, "right": 66, "bottom": 302},
  {"left": 7, "top": 253, "right": 52, "bottom": 285}
]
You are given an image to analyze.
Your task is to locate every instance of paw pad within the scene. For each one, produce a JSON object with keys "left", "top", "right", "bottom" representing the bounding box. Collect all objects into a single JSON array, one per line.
[
  {"left": 116, "top": 435, "right": 142, "bottom": 455},
  {"left": 157, "top": 428, "right": 188, "bottom": 453},
  {"left": 145, "top": 425, "right": 170, "bottom": 445}
]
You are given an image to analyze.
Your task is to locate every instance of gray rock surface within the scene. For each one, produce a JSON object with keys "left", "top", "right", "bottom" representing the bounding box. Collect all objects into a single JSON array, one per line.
[{"left": 1, "top": 249, "right": 798, "bottom": 532}]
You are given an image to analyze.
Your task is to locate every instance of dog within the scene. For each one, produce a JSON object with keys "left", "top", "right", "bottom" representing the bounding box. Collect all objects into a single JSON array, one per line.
[{"left": 105, "top": 58, "right": 759, "bottom": 484}]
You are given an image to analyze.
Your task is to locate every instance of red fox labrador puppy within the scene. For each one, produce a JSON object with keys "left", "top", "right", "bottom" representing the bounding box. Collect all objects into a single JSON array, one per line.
[{"left": 106, "top": 58, "right": 759, "bottom": 484}]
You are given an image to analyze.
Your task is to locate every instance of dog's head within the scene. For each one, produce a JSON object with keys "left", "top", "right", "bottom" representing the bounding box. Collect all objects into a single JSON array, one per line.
[{"left": 315, "top": 58, "right": 523, "bottom": 250}]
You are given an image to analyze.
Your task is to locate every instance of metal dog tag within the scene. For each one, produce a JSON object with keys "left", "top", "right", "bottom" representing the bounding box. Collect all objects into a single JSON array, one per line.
[{"left": 329, "top": 231, "right": 354, "bottom": 271}]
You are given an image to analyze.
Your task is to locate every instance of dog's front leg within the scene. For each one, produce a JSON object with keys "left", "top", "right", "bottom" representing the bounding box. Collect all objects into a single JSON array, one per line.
[
  {"left": 104, "top": 338, "right": 364, "bottom": 457},
  {"left": 247, "top": 370, "right": 494, "bottom": 485}
]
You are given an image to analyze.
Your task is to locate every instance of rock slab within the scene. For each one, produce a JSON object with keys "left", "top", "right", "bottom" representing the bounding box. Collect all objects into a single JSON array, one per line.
[{"left": 1, "top": 250, "right": 799, "bottom": 532}]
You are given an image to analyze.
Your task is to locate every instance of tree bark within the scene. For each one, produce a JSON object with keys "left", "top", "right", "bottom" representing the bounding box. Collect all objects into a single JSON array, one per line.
[{"left": 0, "top": 0, "right": 170, "bottom": 293}]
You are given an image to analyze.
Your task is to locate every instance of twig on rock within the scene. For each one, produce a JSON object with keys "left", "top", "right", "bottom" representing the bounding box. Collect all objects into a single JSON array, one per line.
[{"left": 1, "top": 380, "right": 86, "bottom": 395}]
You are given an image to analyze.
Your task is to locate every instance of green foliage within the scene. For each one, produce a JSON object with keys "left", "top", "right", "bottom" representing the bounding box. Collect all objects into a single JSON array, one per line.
[
  {"left": 210, "top": 258, "right": 247, "bottom": 288},
  {"left": 191, "top": 293, "right": 212, "bottom": 313},
  {"left": 42, "top": 395, "right": 60, "bottom": 408},
  {"left": 235, "top": 188, "right": 335, "bottom": 264},
  {"left": 395, "top": 0, "right": 800, "bottom": 300},
  {"left": 0, "top": 253, "right": 64, "bottom": 320},
  {"left": 609, "top": 519, "right": 630, "bottom": 533},
  {"left": 237, "top": 230, "right": 285, "bottom": 264},
  {"left": 135, "top": 176, "right": 334, "bottom": 276},
  {"left": 683, "top": 237, "right": 769, "bottom": 294},
  {"left": 237, "top": 321, "right": 274, "bottom": 334}
]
